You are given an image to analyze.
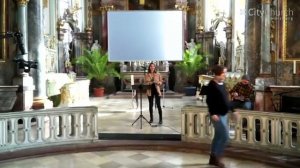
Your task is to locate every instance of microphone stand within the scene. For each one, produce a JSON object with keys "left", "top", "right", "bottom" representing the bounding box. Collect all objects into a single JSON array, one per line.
[
  {"left": 162, "top": 84, "right": 173, "bottom": 109},
  {"left": 131, "top": 83, "right": 151, "bottom": 129},
  {"left": 131, "top": 63, "right": 151, "bottom": 129}
]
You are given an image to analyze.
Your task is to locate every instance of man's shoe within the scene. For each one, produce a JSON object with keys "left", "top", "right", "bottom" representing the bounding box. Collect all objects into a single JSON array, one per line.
[
  {"left": 149, "top": 119, "right": 153, "bottom": 123},
  {"left": 208, "top": 154, "right": 216, "bottom": 165},
  {"left": 158, "top": 120, "right": 162, "bottom": 125},
  {"left": 209, "top": 154, "right": 225, "bottom": 168}
]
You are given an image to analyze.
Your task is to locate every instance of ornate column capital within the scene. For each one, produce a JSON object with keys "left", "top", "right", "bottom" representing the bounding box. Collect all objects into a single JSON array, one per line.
[
  {"left": 261, "top": 0, "right": 271, "bottom": 4},
  {"left": 175, "top": 2, "right": 190, "bottom": 11},
  {"left": 85, "top": 27, "right": 93, "bottom": 46},
  {"left": 16, "top": 0, "right": 30, "bottom": 6},
  {"left": 99, "top": 5, "right": 115, "bottom": 14}
]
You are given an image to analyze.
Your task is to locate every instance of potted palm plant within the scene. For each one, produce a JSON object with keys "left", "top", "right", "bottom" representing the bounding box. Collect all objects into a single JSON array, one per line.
[
  {"left": 176, "top": 43, "right": 206, "bottom": 96},
  {"left": 76, "top": 49, "right": 120, "bottom": 97}
]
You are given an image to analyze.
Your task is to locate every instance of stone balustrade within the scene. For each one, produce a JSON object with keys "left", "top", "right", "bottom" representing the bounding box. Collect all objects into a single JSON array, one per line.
[
  {"left": 181, "top": 105, "right": 300, "bottom": 156},
  {"left": 0, "top": 106, "right": 98, "bottom": 152}
]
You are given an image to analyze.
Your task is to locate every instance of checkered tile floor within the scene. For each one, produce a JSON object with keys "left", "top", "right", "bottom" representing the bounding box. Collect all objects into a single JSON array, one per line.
[{"left": 0, "top": 150, "right": 279, "bottom": 168}]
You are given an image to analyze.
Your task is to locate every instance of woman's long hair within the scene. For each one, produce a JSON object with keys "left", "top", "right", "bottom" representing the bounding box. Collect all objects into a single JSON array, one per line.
[{"left": 147, "top": 62, "right": 157, "bottom": 73}]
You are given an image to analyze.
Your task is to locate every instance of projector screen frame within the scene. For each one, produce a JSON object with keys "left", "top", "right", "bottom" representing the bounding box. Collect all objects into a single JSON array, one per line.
[{"left": 107, "top": 10, "right": 184, "bottom": 62}]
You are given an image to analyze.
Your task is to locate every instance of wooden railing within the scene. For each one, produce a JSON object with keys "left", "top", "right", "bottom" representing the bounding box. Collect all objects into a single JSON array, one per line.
[
  {"left": 0, "top": 106, "right": 98, "bottom": 152},
  {"left": 181, "top": 105, "right": 300, "bottom": 156}
]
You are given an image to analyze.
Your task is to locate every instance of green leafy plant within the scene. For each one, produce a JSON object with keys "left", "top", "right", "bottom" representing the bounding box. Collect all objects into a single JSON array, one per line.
[
  {"left": 176, "top": 43, "right": 206, "bottom": 86},
  {"left": 76, "top": 49, "right": 120, "bottom": 87}
]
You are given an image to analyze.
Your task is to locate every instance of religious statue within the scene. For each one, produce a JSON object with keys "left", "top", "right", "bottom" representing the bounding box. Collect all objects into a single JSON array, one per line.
[
  {"left": 235, "top": 34, "right": 244, "bottom": 71},
  {"left": 63, "top": 23, "right": 73, "bottom": 73},
  {"left": 91, "top": 40, "right": 101, "bottom": 52},
  {"left": 210, "top": 12, "right": 227, "bottom": 31},
  {"left": 185, "top": 38, "right": 196, "bottom": 54},
  {"left": 217, "top": 41, "right": 226, "bottom": 66}
]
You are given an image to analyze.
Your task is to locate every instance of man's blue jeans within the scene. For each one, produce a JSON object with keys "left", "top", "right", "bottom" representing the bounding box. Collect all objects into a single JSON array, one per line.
[
  {"left": 211, "top": 114, "right": 229, "bottom": 157},
  {"left": 231, "top": 100, "right": 253, "bottom": 110}
]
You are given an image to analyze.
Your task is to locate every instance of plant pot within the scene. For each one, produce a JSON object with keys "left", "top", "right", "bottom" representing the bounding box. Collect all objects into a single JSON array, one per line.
[
  {"left": 93, "top": 87, "right": 105, "bottom": 97},
  {"left": 184, "top": 86, "right": 197, "bottom": 96}
]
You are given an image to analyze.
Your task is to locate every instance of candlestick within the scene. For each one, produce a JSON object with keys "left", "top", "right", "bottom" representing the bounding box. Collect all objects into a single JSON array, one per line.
[
  {"left": 293, "top": 61, "right": 296, "bottom": 74},
  {"left": 131, "top": 75, "right": 134, "bottom": 85}
]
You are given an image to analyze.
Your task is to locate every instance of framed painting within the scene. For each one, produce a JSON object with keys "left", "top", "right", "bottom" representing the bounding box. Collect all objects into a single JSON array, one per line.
[{"left": 282, "top": 0, "right": 300, "bottom": 61}]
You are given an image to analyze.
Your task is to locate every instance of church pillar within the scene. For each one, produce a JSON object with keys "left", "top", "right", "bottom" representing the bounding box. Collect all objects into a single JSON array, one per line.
[
  {"left": 224, "top": 23, "right": 233, "bottom": 71},
  {"left": 175, "top": 0, "right": 189, "bottom": 42},
  {"left": 244, "top": 0, "right": 261, "bottom": 80},
  {"left": 260, "top": 0, "right": 272, "bottom": 74},
  {"left": 28, "top": 0, "right": 52, "bottom": 109},
  {"left": 16, "top": 0, "right": 29, "bottom": 60},
  {"left": 99, "top": 4, "right": 114, "bottom": 51},
  {"left": 85, "top": 0, "right": 93, "bottom": 48},
  {"left": 254, "top": 0, "right": 275, "bottom": 111},
  {"left": 195, "top": 0, "right": 205, "bottom": 34},
  {"left": 12, "top": 0, "right": 34, "bottom": 111}
]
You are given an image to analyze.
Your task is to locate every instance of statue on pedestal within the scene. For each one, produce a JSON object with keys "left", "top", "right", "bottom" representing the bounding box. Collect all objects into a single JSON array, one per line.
[
  {"left": 91, "top": 40, "right": 101, "bottom": 52},
  {"left": 185, "top": 38, "right": 196, "bottom": 54}
]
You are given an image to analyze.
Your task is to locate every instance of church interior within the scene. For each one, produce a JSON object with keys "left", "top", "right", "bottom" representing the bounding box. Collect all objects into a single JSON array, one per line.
[{"left": 0, "top": 0, "right": 300, "bottom": 167}]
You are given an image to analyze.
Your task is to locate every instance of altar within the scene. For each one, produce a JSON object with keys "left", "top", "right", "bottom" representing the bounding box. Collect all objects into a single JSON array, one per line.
[
  {"left": 121, "top": 71, "right": 169, "bottom": 91},
  {"left": 255, "top": 85, "right": 300, "bottom": 112}
]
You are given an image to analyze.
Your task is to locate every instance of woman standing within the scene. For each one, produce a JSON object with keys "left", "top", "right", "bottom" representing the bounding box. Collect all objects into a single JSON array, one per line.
[{"left": 144, "top": 63, "right": 163, "bottom": 124}]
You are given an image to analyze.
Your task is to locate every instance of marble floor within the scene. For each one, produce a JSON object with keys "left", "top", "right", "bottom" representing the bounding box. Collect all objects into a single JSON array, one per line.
[
  {"left": 0, "top": 150, "right": 279, "bottom": 168},
  {"left": 0, "top": 95, "right": 288, "bottom": 168},
  {"left": 93, "top": 95, "right": 202, "bottom": 134}
]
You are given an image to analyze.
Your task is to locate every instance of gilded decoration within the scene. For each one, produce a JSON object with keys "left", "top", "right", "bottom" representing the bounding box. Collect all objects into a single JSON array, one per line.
[
  {"left": 261, "top": 0, "right": 271, "bottom": 4},
  {"left": 43, "top": 0, "right": 48, "bottom": 8},
  {"left": 196, "top": 0, "right": 204, "bottom": 32},
  {"left": 87, "top": 0, "right": 92, "bottom": 28},
  {"left": 281, "top": 0, "right": 300, "bottom": 61},
  {"left": 175, "top": 2, "right": 190, "bottom": 11},
  {"left": 99, "top": 5, "right": 115, "bottom": 13},
  {"left": 0, "top": 0, "right": 7, "bottom": 62},
  {"left": 17, "top": 0, "right": 30, "bottom": 6}
]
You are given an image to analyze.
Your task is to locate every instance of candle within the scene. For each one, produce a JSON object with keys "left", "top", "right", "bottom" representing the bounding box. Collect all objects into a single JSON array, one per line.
[
  {"left": 293, "top": 61, "right": 296, "bottom": 74},
  {"left": 131, "top": 75, "right": 134, "bottom": 85}
]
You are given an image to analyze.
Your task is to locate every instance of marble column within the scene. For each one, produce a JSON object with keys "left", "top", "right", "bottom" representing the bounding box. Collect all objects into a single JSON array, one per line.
[
  {"left": 175, "top": 0, "right": 189, "bottom": 42},
  {"left": 12, "top": 0, "right": 33, "bottom": 111},
  {"left": 0, "top": 0, "right": 8, "bottom": 61},
  {"left": 99, "top": 4, "right": 114, "bottom": 51},
  {"left": 16, "top": 0, "right": 29, "bottom": 60},
  {"left": 260, "top": 0, "right": 271, "bottom": 74},
  {"left": 195, "top": 0, "right": 205, "bottom": 32},
  {"left": 244, "top": 0, "right": 261, "bottom": 81},
  {"left": 224, "top": 26, "right": 232, "bottom": 71},
  {"left": 254, "top": 0, "right": 275, "bottom": 111},
  {"left": 28, "top": 0, "right": 51, "bottom": 109}
]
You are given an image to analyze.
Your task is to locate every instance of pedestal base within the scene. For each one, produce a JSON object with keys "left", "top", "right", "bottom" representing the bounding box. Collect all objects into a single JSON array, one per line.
[
  {"left": 0, "top": 86, "right": 19, "bottom": 112},
  {"left": 254, "top": 75, "right": 274, "bottom": 111}
]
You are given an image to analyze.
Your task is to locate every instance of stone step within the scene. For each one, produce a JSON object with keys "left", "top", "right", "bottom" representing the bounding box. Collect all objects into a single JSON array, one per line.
[{"left": 109, "top": 91, "right": 184, "bottom": 99}]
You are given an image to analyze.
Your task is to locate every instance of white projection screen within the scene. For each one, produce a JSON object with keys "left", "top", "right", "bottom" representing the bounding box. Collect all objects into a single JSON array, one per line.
[{"left": 107, "top": 10, "right": 183, "bottom": 62}]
